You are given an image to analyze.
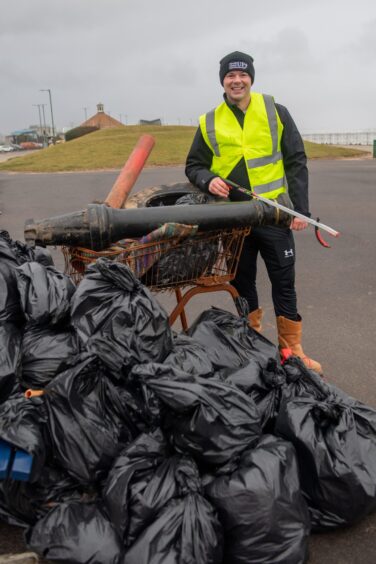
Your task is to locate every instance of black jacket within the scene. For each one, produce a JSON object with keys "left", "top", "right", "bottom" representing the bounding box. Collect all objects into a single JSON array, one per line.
[{"left": 185, "top": 96, "right": 310, "bottom": 216}]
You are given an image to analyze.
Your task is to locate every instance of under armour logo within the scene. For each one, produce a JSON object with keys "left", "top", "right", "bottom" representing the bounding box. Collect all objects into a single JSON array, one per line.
[
  {"left": 284, "top": 249, "right": 294, "bottom": 258},
  {"left": 229, "top": 61, "right": 248, "bottom": 70}
]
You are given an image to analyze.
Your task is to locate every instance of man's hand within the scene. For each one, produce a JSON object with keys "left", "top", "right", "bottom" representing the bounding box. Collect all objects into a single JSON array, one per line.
[
  {"left": 290, "top": 217, "right": 308, "bottom": 231},
  {"left": 208, "top": 177, "right": 230, "bottom": 198}
]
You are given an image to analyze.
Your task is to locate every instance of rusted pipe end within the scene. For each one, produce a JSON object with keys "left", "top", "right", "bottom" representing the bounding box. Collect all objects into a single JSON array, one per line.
[
  {"left": 25, "top": 389, "right": 44, "bottom": 398},
  {"left": 104, "top": 134, "right": 155, "bottom": 209}
]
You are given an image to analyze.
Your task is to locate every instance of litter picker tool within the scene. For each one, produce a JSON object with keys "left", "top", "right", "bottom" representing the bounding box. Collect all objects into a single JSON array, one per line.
[{"left": 223, "top": 178, "right": 340, "bottom": 248}]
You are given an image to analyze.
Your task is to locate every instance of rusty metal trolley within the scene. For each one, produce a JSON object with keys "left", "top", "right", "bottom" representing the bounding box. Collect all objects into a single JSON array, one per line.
[{"left": 62, "top": 226, "right": 250, "bottom": 332}]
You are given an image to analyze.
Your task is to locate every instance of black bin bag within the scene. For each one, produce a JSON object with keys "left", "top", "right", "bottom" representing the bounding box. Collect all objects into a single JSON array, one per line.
[
  {"left": 123, "top": 496, "right": 223, "bottom": 564},
  {"left": 205, "top": 435, "right": 310, "bottom": 564},
  {"left": 0, "top": 230, "right": 32, "bottom": 263},
  {"left": 21, "top": 324, "right": 80, "bottom": 389},
  {"left": 224, "top": 358, "right": 286, "bottom": 432},
  {"left": 163, "top": 333, "right": 214, "bottom": 378},
  {"left": 0, "top": 230, "right": 52, "bottom": 266},
  {"left": 275, "top": 394, "right": 376, "bottom": 530},
  {"left": 280, "top": 355, "right": 330, "bottom": 403},
  {"left": 0, "top": 261, "right": 23, "bottom": 323},
  {"left": 103, "top": 429, "right": 169, "bottom": 542},
  {"left": 141, "top": 192, "right": 218, "bottom": 286},
  {"left": 188, "top": 306, "right": 281, "bottom": 373},
  {"left": 0, "top": 231, "right": 54, "bottom": 324},
  {"left": 0, "top": 464, "right": 85, "bottom": 527},
  {"left": 44, "top": 355, "right": 138, "bottom": 483},
  {"left": 0, "top": 481, "right": 31, "bottom": 528},
  {"left": 130, "top": 363, "right": 261, "bottom": 465},
  {"left": 0, "top": 395, "right": 48, "bottom": 482},
  {"left": 70, "top": 259, "right": 172, "bottom": 375},
  {"left": 122, "top": 456, "right": 223, "bottom": 564},
  {"left": 0, "top": 322, "right": 22, "bottom": 403},
  {"left": 33, "top": 245, "right": 54, "bottom": 267},
  {"left": 15, "top": 262, "right": 75, "bottom": 326},
  {"left": 105, "top": 430, "right": 209, "bottom": 547},
  {"left": 26, "top": 501, "right": 123, "bottom": 564}
]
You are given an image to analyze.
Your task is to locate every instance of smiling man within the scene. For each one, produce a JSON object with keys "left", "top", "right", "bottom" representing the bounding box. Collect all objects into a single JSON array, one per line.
[{"left": 185, "top": 50, "right": 322, "bottom": 374}]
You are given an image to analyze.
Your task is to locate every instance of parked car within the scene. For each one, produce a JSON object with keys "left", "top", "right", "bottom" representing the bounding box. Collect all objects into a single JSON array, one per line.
[
  {"left": 19, "top": 141, "right": 43, "bottom": 150},
  {"left": 0, "top": 145, "right": 15, "bottom": 152}
]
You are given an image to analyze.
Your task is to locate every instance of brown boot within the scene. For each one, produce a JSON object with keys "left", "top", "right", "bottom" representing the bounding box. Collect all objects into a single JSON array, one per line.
[
  {"left": 276, "top": 315, "right": 323, "bottom": 375},
  {"left": 248, "top": 308, "right": 263, "bottom": 332}
]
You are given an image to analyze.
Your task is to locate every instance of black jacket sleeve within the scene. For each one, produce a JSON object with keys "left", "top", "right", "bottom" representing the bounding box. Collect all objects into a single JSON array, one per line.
[
  {"left": 185, "top": 127, "right": 216, "bottom": 193},
  {"left": 276, "top": 103, "right": 310, "bottom": 216}
]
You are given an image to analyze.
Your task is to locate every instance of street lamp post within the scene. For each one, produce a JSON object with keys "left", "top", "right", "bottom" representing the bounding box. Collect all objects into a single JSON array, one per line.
[
  {"left": 40, "top": 104, "right": 47, "bottom": 131},
  {"left": 83, "top": 107, "right": 88, "bottom": 121},
  {"left": 40, "top": 103, "right": 48, "bottom": 146},
  {"left": 32, "top": 104, "right": 43, "bottom": 141},
  {"left": 40, "top": 89, "right": 56, "bottom": 141}
]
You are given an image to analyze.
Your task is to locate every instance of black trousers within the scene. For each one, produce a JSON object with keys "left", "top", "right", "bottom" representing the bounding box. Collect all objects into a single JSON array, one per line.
[{"left": 231, "top": 225, "right": 298, "bottom": 319}]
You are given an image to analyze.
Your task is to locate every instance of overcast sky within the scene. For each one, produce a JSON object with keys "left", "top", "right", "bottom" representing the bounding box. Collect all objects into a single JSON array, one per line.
[{"left": 1, "top": 0, "right": 376, "bottom": 135}]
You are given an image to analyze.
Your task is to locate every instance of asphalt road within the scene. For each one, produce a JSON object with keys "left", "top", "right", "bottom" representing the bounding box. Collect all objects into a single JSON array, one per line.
[{"left": 0, "top": 159, "right": 376, "bottom": 562}]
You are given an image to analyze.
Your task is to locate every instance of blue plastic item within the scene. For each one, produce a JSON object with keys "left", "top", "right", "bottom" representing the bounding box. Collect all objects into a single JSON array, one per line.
[
  {"left": 0, "top": 440, "right": 12, "bottom": 479},
  {"left": 11, "top": 450, "right": 34, "bottom": 481}
]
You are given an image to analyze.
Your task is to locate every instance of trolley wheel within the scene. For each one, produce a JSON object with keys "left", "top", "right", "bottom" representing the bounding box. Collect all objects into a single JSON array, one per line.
[{"left": 123, "top": 182, "right": 202, "bottom": 209}]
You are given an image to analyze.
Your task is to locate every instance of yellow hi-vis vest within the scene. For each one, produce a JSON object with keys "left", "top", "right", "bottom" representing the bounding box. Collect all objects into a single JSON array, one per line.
[{"left": 199, "top": 92, "right": 287, "bottom": 200}]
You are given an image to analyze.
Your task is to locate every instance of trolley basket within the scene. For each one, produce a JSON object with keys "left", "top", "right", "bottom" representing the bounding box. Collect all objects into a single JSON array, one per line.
[{"left": 62, "top": 227, "right": 250, "bottom": 330}]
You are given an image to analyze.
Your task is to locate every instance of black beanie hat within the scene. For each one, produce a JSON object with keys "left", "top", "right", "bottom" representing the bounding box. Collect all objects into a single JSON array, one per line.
[{"left": 219, "top": 51, "right": 255, "bottom": 85}]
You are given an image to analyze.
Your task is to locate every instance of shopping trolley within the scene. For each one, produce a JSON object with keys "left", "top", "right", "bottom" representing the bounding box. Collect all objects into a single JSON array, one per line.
[{"left": 62, "top": 226, "right": 250, "bottom": 331}]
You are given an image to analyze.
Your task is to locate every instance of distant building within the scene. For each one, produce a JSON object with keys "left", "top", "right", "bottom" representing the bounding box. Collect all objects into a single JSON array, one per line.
[
  {"left": 80, "top": 103, "right": 124, "bottom": 129},
  {"left": 139, "top": 118, "right": 162, "bottom": 126},
  {"left": 29, "top": 124, "right": 53, "bottom": 137},
  {"left": 8, "top": 128, "right": 39, "bottom": 144}
]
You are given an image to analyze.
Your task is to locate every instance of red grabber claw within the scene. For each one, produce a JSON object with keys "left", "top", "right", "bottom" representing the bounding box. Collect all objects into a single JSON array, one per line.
[
  {"left": 280, "top": 348, "right": 293, "bottom": 364},
  {"left": 315, "top": 218, "right": 331, "bottom": 248}
]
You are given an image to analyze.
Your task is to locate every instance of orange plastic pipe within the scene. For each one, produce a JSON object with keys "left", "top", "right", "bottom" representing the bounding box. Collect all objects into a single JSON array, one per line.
[
  {"left": 104, "top": 134, "right": 155, "bottom": 209},
  {"left": 25, "top": 389, "right": 44, "bottom": 398}
]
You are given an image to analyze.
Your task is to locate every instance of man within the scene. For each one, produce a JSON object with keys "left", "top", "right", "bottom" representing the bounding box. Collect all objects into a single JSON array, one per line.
[{"left": 185, "top": 50, "right": 322, "bottom": 374}]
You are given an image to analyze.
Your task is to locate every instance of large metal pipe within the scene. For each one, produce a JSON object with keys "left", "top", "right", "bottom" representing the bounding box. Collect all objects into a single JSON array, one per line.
[
  {"left": 104, "top": 135, "right": 155, "bottom": 208},
  {"left": 24, "top": 201, "right": 291, "bottom": 250}
]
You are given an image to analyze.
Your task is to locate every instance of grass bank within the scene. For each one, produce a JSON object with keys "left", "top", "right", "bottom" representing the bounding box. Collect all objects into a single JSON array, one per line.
[
  {"left": 304, "top": 141, "right": 369, "bottom": 159},
  {"left": 0, "top": 126, "right": 369, "bottom": 173}
]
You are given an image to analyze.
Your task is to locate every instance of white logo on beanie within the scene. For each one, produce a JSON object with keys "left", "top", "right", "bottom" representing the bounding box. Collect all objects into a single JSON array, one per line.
[{"left": 229, "top": 61, "right": 248, "bottom": 70}]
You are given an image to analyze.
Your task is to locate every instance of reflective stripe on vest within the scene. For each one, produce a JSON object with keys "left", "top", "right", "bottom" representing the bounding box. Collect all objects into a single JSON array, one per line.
[
  {"left": 253, "top": 176, "right": 285, "bottom": 195},
  {"left": 206, "top": 109, "right": 220, "bottom": 157},
  {"left": 199, "top": 93, "right": 287, "bottom": 200}
]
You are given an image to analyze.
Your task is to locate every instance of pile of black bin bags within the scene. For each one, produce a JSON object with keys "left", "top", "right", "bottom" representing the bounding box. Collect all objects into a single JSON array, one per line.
[{"left": 1, "top": 230, "right": 376, "bottom": 564}]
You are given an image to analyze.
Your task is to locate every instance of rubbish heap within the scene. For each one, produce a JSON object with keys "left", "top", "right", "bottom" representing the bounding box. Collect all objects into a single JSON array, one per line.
[{"left": 1, "top": 229, "right": 376, "bottom": 564}]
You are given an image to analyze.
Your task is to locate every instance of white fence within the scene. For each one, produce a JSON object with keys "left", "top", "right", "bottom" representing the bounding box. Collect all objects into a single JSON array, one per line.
[{"left": 302, "top": 131, "right": 376, "bottom": 145}]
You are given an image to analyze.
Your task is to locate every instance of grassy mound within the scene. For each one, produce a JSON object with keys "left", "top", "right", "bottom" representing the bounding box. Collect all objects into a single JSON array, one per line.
[{"left": 0, "top": 126, "right": 369, "bottom": 173}]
